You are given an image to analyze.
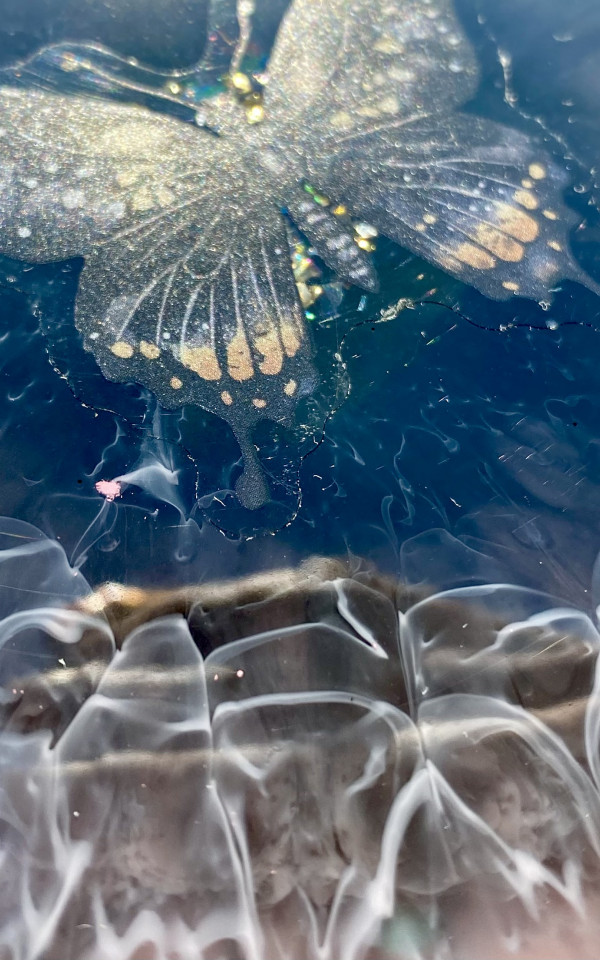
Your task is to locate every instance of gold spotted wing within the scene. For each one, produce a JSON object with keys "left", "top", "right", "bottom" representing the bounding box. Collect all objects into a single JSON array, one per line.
[
  {"left": 309, "top": 113, "right": 599, "bottom": 301},
  {"left": 0, "top": 85, "right": 315, "bottom": 508},
  {"left": 268, "top": 0, "right": 598, "bottom": 301}
]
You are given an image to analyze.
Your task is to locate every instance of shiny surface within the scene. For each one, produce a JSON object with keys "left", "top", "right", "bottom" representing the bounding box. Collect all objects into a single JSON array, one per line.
[
  {"left": 0, "top": 0, "right": 597, "bottom": 509},
  {"left": 0, "top": 3, "right": 599, "bottom": 955},
  {"left": 1, "top": 525, "right": 600, "bottom": 959}
]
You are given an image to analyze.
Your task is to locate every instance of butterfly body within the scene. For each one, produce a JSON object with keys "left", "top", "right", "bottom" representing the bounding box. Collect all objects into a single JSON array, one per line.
[{"left": 0, "top": 0, "right": 597, "bottom": 510}]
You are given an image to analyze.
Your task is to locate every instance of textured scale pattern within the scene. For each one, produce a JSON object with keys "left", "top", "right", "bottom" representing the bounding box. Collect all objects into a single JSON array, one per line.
[{"left": 0, "top": 0, "right": 597, "bottom": 507}]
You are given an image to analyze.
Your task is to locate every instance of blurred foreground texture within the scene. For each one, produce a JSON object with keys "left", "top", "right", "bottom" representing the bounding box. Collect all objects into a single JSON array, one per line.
[{"left": 1, "top": 520, "right": 600, "bottom": 959}]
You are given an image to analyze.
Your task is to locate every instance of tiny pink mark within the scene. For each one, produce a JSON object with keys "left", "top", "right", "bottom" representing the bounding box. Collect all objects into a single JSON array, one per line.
[{"left": 95, "top": 479, "right": 122, "bottom": 502}]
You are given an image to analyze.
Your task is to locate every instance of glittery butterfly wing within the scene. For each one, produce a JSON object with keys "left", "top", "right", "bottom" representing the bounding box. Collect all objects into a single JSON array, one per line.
[
  {"left": 267, "top": 0, "right": 598, "bottom": 302},
  {"left": 0, "top": 86, "right": 314, "bottom": 509},
  {"left": 5, "top": 0, "right": 243, "bottom": 110},
  {"left": 266, "top": 0, "right": 480, "bottom": 133},
  {"left": 313, "top": 114, "right": 600, "bottom": 301}
]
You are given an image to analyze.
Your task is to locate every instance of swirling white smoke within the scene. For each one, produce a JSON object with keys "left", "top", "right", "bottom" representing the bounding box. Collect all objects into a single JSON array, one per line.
[{"left": 1, "top": 518, "right": 600, "bottom": 959}]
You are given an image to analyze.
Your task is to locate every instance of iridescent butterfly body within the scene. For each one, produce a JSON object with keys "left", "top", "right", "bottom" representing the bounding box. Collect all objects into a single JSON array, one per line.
[{"left": 0, "top": 0, "right": 596, "bottom": 508}]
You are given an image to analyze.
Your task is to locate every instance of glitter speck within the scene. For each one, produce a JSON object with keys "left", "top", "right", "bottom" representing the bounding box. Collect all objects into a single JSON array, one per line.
[
  {"left": 246, "top": 103, "right": 265, "bottom": 124},
  {"left": 62, "top": 189, "right": 86, "bottom": 209},
  {"left": 355, "top": 222, "right": 378, "bottom": 239}
]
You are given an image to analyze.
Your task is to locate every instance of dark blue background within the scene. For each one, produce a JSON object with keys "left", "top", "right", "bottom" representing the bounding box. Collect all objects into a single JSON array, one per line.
[{"left": 0, "top": 0, "right": 599, "bottom": 609}]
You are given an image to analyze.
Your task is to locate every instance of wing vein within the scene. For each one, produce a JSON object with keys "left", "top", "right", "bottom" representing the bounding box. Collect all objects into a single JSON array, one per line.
[
  {"left": 179, "top": 284, "right": 202, "bottom": 352},
  {"left": 260, "top": 226, "right": 291, "bottom": 333},
  {"left": 155, "top": 265, "right": 178, "bottom": 345}
]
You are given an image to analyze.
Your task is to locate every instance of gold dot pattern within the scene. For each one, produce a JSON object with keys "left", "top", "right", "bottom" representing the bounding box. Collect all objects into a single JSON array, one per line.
[
  {"left": 226, "top": 330, "right": 254, "bottom": 383},
  {"left": 254, "top": 330, "right": 284, "bottom": 376},
  {"left": 181, "top": 346, "right": 222, "bottom": 381},
  {"left": 528, "top": 163, "right": 547, "bottom": 180},
  {"left": 496, "top": 204, "right": 539, "bottom": 243},
  {"left": 513, "top": 189, "right": 538, "bottom": 211},
  {"left": 473, "top": 224, "right": 524, "bottom": 263},
  {"left": 280, "top": 324, "right": 301, "bottom": 358},
  {"left": 454, "top": 243, "right": 495, "bottom": 271},
  {"left": 110, "top": 341, "right": 134, "bottom": 359},
  {"left": 139, "top": 341, "right": 160, "bottom": 360}
]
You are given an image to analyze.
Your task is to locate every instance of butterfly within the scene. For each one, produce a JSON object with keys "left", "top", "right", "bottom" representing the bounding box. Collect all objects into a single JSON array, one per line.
[{"left": 0, "top": 0, "right": 597, "bottom": 510}]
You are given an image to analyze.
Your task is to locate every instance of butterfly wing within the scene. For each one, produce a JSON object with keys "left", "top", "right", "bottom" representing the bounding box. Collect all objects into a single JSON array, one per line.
[
  {"left": 0, "top": 86, "right": 314, "bottom": 508},
  {"left": 310, "top": 113, "right": 599, "bottom": 302},
  {"left": 2, "top": 0, "right": 243, "bottom": 111},
  {"left": 265, "top": 0, "right": 479, "bottom": 137},
  {"left": 266, "top": 0, "right": 597, "bottom": 302}
]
